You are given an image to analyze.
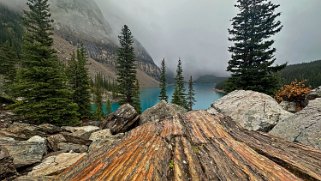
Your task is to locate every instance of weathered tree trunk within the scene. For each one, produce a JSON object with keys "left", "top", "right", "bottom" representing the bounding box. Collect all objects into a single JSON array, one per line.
[{"left": 58, "top": 111, "right": 321, "bottom": 181}]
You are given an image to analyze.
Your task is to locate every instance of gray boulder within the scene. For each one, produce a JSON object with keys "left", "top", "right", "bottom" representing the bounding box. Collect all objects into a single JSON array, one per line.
[
  {"left": 57, "top": 142, "right": 88, "bottom": 153},
  {"left": 307, "top": 86, "right": 321, "bottom": 100},
  {"left": 280, "top": 101, "right": 297, "bottom": 113},
  {"left": 270, "top": 98, "right": 321, "bottom": 150},
  {"left": 139, "top": 100, "right": 186, "bottom": 125},
  {"left": 212, "top": 90, "right": 293, "bottom": 132},
  {"left": 2, "top": 136, "right": 47, "bottom": 168},
  {"left": 47, "top": 134, "right": 67, "bottom": 152},
  {"left": 5, "top": 122, "right": 46, "bottom": 140},
  {"left": 100, "top": 104, "right": 139, "bottom": 134},
  {"left": 0, "top": 146, "right": 17, "bottom": 180}
]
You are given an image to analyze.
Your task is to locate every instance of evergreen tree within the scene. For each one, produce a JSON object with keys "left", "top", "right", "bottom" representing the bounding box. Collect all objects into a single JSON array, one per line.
[
  {"left": 159, "top": 59, "right": 168, "bottom": 102},
  {"left": 133, "top": 80, "right": 141, "bottom": 113},
  {"left": 172, "top": 59, "right": 187, "bottom": 108},
  {"left": 11, "top": 0, "right": 78, "bottom": 125},
  {"left": 187, "top": 76, "right": 196, "bottom": 111},
  {"left": 67, "top": 45, "right": 91, "bottom": 119},
  {"left": 93, "top": 82, "right": 103, "bottom": 121},
  {"left": 116, "top": 25, "right": 140, "bottom": 111},
  {"left": 106, "top": 99, "right": 112, "bottom": 115},
  {"left": 0, "top": 43, "right": 17, "bottom": 94},
  {"left": 226, "top": 0, "right": 286, "bottom": 95}
]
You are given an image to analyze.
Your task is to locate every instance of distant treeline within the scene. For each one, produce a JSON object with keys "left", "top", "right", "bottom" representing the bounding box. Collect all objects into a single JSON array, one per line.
[
  {"left": 280, "top": 60, "right": 321, "bottom": 88},
  {"left": 216, "top": 59, "right": 321, "bottom": 91}
]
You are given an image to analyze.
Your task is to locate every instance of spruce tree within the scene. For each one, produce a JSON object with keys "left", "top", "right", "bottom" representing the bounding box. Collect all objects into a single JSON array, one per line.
[
  {"left": 159, "top": 59, "right": 168, "bottom": 102},
  {"left": 93, "top": 82, "right": 103, "bottom": 121},
  {"left": 187, "top": 76, "right": 196, "bottom": 111},
  {"left": 11, "top": 0, "right": 78, "bottom": 125},
  {"left": 67, "top": 45, "right": 91, "bottom": 119},
  {"left": 116, "top": 25, "right": 140, "bottom": 111},
  {"left": 0, "top": 43, "right": 17, "bottom": 94},
  {"left": 226, "top": 0, "right": 286, "bottom": 95},
  {"left": 172, "top": 59, "right": 187, "bottom": 108}
]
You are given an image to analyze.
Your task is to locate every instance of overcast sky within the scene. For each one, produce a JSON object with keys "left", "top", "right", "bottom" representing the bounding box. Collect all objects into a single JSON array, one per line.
[{"left": 95, "top": 0, "right": 321, "bottom": 77}]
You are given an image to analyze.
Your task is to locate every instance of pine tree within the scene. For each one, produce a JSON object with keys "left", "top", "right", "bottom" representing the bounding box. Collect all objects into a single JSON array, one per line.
[
  {"left": 226, "top": 0, "right": 286, "bottom": 95},
  {"left": 187, "top": 76, "right": 196, "bottom": 111},
  {"left": 11, "top": 0, "right": 78, "bottom": 126},
  {"left": 67, "top": 44, "right": 91, "bottom": 119},
  {"left": 133, "top": 80, "right": 141, "bottom": 113},
  {"left": 172, "top": 59, "right": 187, "bottom": 108},
  {"left": 159, "top": 59, "right": 168, "bottom": 102},
  {"left": 116, "top": 25, "right": 140, "bottom": 111}
]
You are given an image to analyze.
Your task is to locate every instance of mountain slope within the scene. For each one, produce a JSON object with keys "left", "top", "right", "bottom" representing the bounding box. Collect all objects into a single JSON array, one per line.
[
  {"left": 280, "top": 59, "right": 321, "bottom": 88},
  {"left": 49, "top": 0, "right": 160, "bottom": 80}
]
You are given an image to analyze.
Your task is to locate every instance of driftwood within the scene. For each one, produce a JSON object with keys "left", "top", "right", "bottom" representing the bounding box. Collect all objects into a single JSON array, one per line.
[{"left": 58, "top": 111, "right": 321, "bottom": 181}]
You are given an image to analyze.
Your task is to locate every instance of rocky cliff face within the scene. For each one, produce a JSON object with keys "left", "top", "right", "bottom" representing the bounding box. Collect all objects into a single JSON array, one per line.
[{"left": 49, "top": 0, "right": 160, "bottom": 80}]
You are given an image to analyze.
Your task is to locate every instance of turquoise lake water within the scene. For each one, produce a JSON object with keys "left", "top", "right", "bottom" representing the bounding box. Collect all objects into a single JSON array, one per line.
[{"left": 94, "top": 83, "right": 224, "bottom": 115}]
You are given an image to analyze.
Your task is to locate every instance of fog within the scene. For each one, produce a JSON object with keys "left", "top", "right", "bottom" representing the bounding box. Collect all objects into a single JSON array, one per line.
[
  {"left": 95, "top": 0, "right": 321, "bottom": 77},
  {"left": 2, "top": 0, "right": 321, "bottom": 77}
]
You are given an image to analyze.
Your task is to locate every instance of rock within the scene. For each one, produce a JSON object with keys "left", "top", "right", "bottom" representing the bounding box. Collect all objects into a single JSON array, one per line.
[
  {"left": 88, "top": 129, "right": 123, "bottom": 152},
  {"left": 15, "top": 176, "right": 54, "bottom": 181},
  {"left": 2, "top": 136, "right": 47, "bottom": 168},
  {"left": 47, "top": 134, "right": 67, "bottom": 152},
  {"left": 89, "top": 129, "right": 112, "bottom": 142},
  {"left": 270, "top": 98, "right": 321, "bottom": 150},
  {"left": 100, "top": 104, "right": 139, "bottom": 134},
  {"left": 139, "top": 100, "right": 186, "bottom": 125},
  {"left": 60, "top": 132, "right": 92, "bottom": 146},
  {"left": 0, "top": 111, "right": 15, "bottom": 129},
  {"left": 5, "top": 122, "right": 46, "bottom": 140},
  {"left": 63, "top": 126, "right": 100, "bottom": 140},
  {"left": 280, "top": 101, "right": 297, "bottom": 113},
  {"left": 58, "top": 111, "right": 321, "bottom": 180},
  {"left": 57, "top": 143, "right": 88, "bottom": 153},
  {"left": 212, "top": 90, "right": 293, "bottom": 132},
  {"left": 0, "top": 146, "right": 17, "bottom": 180},
  {"left": 37, "top": 124, "right": 62, "bottom": 135},
  {"left": 307, "top": 86, "right": 321, "bottom": 100},
  {"left": 28, "top": 153, "right": 86, "bottom": 177}
]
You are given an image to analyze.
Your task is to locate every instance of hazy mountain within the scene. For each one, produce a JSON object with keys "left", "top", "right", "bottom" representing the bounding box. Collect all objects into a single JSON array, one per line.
[{"left": 0, "top": 0, "right": 161, "bottom": 85}]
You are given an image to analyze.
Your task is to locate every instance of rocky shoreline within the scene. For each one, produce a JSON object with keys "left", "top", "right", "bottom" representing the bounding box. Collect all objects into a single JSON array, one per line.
[{"left": 0, "top": 88, "right": 320, "bottom": 180}]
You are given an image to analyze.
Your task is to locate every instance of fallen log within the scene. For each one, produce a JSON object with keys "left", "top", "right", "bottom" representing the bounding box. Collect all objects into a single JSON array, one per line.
[{"left": 58, "top": 111, "right": 321, "bottom": 181}]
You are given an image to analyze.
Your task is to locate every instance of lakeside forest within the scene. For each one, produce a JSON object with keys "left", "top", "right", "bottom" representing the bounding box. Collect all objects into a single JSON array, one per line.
[{"left": 0, "top": 0, "right": 320, "bottom": 126}]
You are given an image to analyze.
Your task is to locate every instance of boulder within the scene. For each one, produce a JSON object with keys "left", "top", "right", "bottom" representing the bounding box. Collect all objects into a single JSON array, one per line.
[
  {"left": 100, "top": 104, "right": 139, "bottom": 134},
  {"left": 2, "top": 136, "right": 47, "bottom": 168},
  {"left": 5, "top": 122, "right": 46, "bottom": 140},
  {"left": 270, "top": 98, "right": 321, "bottom": 150},
  {"left": 63, "top": 126, "right": 100, "bottom": 140},
  {"left": 60, "top": 132, "right": 92, "bottom": 146},
  {"left": 212, "top": 90, "right": 293, "bottom": 132},
  {"left": 37, "top": 124, "right": 62, "bottom": 135},
  {"left": 139, "top": 100, "right": 186, "bottom": 125},
  {"left": 89, "top": 129, "right": 113, "bottom": 142},
  {"left": 57, "top": 142, "right": 88, "bottom": 153},
  {"left": 58, "top": 111, "right": 321, "bottom": 180},
  {"left": 0, "top": 146, "right": 17, "bottom": 180},
  {"left": 88, "top": 130, "right": 124, "bottom": 152},
  {"left": 28, "top": 153, "right": 86, "bottom": 177},
  {"left": 47, "top": 134, "right": 67, "bottom": 152},
  {"left": 279, "top": 101, "right": 297, "bottom": 113},
  {"left": 0, "top": 111, "right": 15, "bottom": 129},
  {"left": 307, "top": 86, "right": 321, "bottom": 100}
]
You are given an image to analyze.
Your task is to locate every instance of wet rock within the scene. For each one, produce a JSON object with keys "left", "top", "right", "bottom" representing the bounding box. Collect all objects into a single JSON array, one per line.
[
  {"left": 270, "top": 98, "right": 321, "bottom": 150},
  {"left": 27, "top": 153, "right": 86, "bottom": 177},
  {"left": 139, "top": 100, "right": 186, "bottom": 125},
  {"left": 58, "top": 111, "right": 321, "bottom": 180},
  {"left": 212, "top": 90, "right": 293, "bottom": 132},
  {"left": 100, "top": 104, "right": 139, "bottom": 134}
]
